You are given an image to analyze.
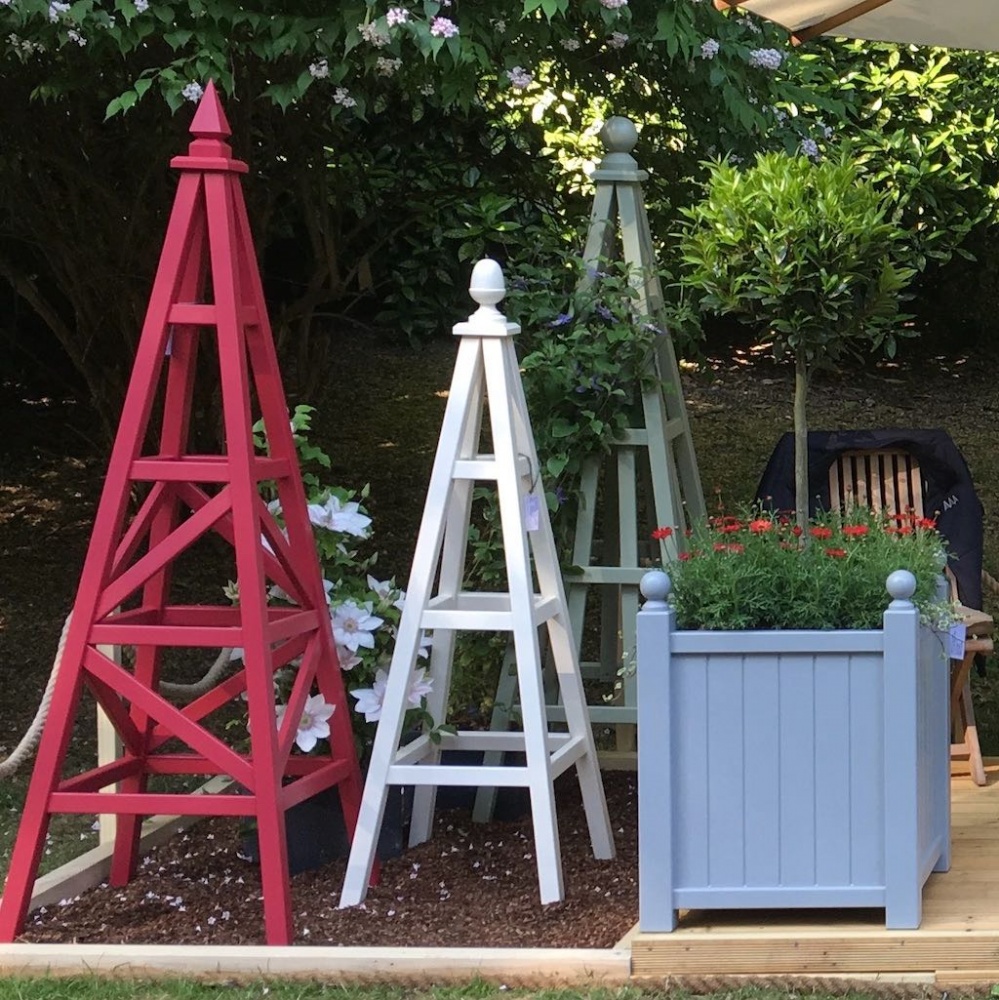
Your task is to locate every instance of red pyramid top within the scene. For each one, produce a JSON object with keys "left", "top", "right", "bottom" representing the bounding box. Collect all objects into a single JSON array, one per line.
[
  {"left": 171, "top": 78, "right": 247, "bottom": 174},
  {"left": 189, "top": 80, "right": 231, "bottom": 140}
]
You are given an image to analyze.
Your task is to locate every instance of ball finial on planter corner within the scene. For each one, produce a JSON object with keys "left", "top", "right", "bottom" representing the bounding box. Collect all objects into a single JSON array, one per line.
[
  {"left": 886, "top": 569, "right": 917, "bottom": 604},
  {"left": 640, "top": 569, "right": 671, "bottom": 607}
]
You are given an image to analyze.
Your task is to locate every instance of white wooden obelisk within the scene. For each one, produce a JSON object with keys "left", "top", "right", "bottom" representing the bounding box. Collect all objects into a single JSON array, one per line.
[{"left": 339, "top": 259, "right": 615, "bottom": 908}]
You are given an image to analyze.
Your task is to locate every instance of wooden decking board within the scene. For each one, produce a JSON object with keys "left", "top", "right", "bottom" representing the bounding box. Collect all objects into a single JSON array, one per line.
[{"left": 630, "top": 764, "right": 999, "bottom": 977}]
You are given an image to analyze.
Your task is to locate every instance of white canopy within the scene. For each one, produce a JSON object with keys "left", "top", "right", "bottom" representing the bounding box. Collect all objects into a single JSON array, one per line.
[{"left": 714, "top": 0, "right": 999, "bottom": 51}]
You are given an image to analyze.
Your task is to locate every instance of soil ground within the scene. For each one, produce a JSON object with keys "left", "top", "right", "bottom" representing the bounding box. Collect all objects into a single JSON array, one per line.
[{"left": 3, "top": 328, "right": 999, "bottom": 946}]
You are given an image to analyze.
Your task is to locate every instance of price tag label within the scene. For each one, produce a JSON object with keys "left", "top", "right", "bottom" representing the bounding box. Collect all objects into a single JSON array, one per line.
[
  {"left": 524, "top": 493, "right": 540, "bottom": 532},
  {"left": 948, "top": 621, "right": 967, "bottom": 660}
]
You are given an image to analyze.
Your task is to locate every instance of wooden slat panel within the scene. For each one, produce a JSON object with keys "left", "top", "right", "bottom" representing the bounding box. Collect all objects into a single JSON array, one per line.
[
  {"left": 829, "top": 449, "right": 925, "bottom": 520},
  {"left": 743, "top": 658, "right": 780, "bottom": 886},
  {"left": 778, "top": 655, "right": 816, "bottom": 885},
  {"left": 706, "top": 656, "right": 745, "bottom": 886}
]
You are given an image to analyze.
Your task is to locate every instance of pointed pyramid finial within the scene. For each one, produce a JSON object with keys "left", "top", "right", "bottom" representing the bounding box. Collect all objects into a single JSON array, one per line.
[{"left": 189, "top": 80, "right": 231, "bottom": 140}]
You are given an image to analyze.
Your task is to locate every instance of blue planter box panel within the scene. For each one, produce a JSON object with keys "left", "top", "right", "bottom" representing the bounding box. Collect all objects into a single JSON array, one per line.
[
  {"left": 637, "top": 580, "right": 950, "bottom": 934},
  {"left": 670, "top": 648, "right": 886, "bottom": 894}
]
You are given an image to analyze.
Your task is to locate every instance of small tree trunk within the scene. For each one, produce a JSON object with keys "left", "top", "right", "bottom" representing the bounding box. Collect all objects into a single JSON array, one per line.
[{"left": 794, "top": 350, "right": 809, "bottom": 536}]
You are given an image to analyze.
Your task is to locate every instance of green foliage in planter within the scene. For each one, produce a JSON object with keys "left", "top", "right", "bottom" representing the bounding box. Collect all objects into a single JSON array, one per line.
[
  {"left": 678, "top": 152, "right": 916, "bottom": 531},
  {"left": 668, "top": 508, "right": 951, "bottom": 632}
]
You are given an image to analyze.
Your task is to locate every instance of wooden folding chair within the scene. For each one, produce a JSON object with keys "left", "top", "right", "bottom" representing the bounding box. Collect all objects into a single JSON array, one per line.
[{"left": 830, "top": 448, "right": 992, "bottom": 786}]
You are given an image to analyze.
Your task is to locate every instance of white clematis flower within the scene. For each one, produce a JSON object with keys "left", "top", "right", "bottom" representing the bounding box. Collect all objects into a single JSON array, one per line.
[
  {"left": 335, "top": 643, "right": 363, "bottom": 671},
  {"left": 351, "top": 668, "right": 388, "bottom": 722},
  {"left": 276, "top": 693, "right": 335, "bottom": 753},
  {"left": 407, "top": 668, "right": 433, "bottom": 706},
  {"left": 350, "top": 668, "right": 434, "bottom": 723},
  {"left": 307, "top": 495, "right": 372, "bottom": 538},
  {"left": 331, "top": 600, "right": 383, "bottom": 652},
  {"left": 366, "top": 575, "right": 398, "bottom": 602}
]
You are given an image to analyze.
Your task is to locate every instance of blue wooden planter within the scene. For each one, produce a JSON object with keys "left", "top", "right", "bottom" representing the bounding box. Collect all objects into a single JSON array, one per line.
[{"left": 636, "top": 570, "right": 950, "bottom": 931}]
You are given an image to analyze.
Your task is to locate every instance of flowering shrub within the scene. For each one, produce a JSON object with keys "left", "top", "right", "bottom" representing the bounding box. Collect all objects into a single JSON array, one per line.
[
  {"left": 240, "top": 404, "right": 440, "bottom": 759},
  {"left": 664, "top": 508, "right": 952, "bottom": 632}
]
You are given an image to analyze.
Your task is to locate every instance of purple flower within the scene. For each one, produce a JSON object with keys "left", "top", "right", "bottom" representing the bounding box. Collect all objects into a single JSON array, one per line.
[
  {"left": 549, "top": 313, "right": 573, "bottom": 327},
  {"left": 595, "top": 304, "right": 614, "bottom": 321},
  {"left": 430, "top": 16, "right": 459, "bottom": 38},
  {"left": 748, "top": 47, "right": 784, "bottom": 70}
]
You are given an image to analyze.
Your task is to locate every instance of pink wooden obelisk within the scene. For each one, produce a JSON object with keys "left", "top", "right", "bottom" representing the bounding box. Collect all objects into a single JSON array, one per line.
[{"left": 0, "top": 82, "right": 364, "bottom": 946}]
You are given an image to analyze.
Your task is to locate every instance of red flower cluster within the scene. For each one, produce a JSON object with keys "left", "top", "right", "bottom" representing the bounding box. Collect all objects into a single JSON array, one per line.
[
  {"left": 709, "top": 515, "right": 744, "bottom": 534},
  {"left": 651, "top": 526, "right": 673, "bottom": 540}
]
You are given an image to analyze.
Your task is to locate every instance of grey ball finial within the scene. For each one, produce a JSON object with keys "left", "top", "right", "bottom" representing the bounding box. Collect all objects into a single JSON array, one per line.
[
  {"left": 640, "top": 569, "right": 671, "bottom": 606},
  {"left": 601, "top": 116, "right": 639, "bottom": 155},
  {"left": 468, "top": 258, "right": 506, "bottom": 310},
  {"left": 886, "top": 569, "right": 917, "bottom": 602}
]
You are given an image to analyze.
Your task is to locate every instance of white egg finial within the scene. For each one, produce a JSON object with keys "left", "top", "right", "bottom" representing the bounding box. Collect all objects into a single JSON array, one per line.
[
  {"left": 453, "top": 257, "right": 519, "bottom": 339},
  {"left": 469, "top": 258, "right": 506, "bottom": 311}
]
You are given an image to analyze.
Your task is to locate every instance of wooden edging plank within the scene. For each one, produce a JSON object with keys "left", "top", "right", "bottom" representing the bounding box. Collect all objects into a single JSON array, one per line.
[
  {"left": 630, "top": 930, "right": 999, "bottom": 976},
  {"left": 0, "top": 943, "right": 632, "bottom": 985}
]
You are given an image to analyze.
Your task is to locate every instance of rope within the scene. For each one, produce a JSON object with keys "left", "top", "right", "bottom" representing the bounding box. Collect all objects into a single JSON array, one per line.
[
  {"left": 0, "top": 611, "right": 233, "bottom": 778},
  {"left": 0, "top": 611, "right": 72, "bottom": 780},
  {"left": 159, "top": 647, "right": 234, "bottom": 698}
]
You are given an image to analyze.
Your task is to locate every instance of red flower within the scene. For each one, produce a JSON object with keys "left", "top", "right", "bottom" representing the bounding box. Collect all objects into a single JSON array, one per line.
[
  {"left": 719, "top": 522, "right": 743, "bottom": 534},
  {"left": 713, "top": 542, "right": 727, "bottom": 552},
  {"left": 726, "top": 543, "right": 745, "bottom": 554},
  {"left": 915, "top": 517, "right": 937, "bottom": 531},
  {"left": 886, "top": 525, "right": 913, "bottom": 536},
  {"left": 651, "top": 526, "right": 673, "bottom": 540},
  {"left": 824, "top": 548, "right": 848, "bottom": 558},
  {"left": 791, "top": 525, "right": 803, "bottom": 537},
  {"left": 678, "top": 550, "right": 693, "bottom": 561},
  {"left": 709, "top": 514, "right": 742, "bottom": 528},
  {"left": 749, "top": 518, "right": 773, "bottom": 534},
  {"left": 842, "top": 524, "right": 869, "bottom": 538},
  {"left": 810, "top": 526, "right": 833, "bottom": 540}
]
